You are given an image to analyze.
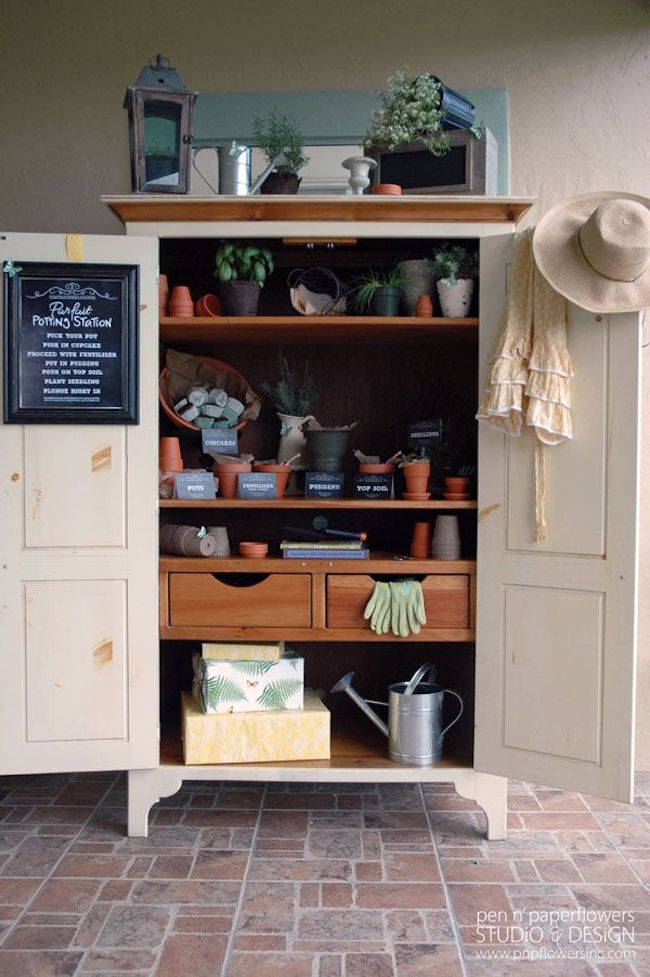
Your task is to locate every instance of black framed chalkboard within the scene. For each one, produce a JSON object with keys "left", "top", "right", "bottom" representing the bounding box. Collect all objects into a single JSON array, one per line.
[{"left": 3, "top": 262, "right": 138, "bottom": 424}]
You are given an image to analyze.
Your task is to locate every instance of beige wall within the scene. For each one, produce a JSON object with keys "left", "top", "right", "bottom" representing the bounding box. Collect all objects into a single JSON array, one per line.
[{"left": 2, "top": 0, "right": 649, "bottom": 760}]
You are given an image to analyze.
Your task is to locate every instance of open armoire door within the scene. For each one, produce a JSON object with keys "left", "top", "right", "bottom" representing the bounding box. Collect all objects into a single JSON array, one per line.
[
  {"left": 475, "top": 232, "right": 640, "bottom": 802},
  {"left": 0, "top": 232, "right": 159, "bottom": 773}
]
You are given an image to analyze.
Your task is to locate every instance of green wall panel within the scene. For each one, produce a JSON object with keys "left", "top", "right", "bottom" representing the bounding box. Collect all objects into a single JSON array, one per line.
[{"left": 193, "top": 89, "right": 509, "bottom": 194}]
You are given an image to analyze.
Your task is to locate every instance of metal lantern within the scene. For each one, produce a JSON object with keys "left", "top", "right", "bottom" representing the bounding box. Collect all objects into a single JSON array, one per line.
[{"left": 124, "top": 54, "right": 197, "bottom": 194}]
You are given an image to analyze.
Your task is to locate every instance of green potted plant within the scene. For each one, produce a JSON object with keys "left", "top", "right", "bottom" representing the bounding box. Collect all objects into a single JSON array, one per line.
[
  {"left": 354, "top": 267, "right": 413, "bottom": 317},
  {"left": 260, "top": 353, "right": 317, "bottom": 468},
  {"left": 431, "top": 244, "right": 479, "bottom": 317},
  {"left": 214, "top": 241, "right": 274, "bottom": 316},
  {"left": 252, "top": 109, "right": 310, "bottom": 194},
  {"left": 364, "top": 70, "right": 451, "bottom": 160}
]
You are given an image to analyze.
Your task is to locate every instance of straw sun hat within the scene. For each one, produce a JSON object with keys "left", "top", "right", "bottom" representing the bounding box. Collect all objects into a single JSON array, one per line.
[{"left": 533, "top": 191, "right": 650, "bottom": 313}]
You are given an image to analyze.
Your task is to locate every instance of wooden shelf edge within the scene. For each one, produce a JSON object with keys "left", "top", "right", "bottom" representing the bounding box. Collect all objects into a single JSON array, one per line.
[
  {"left": 159, "top": 498, "right": 478, "bottom": 510},
  {"left": 160, "top": 315, "right": 478, "bottom": 327},
  {"left": 159, "top": 555, "right": 477, "bottom": 573},
  {"left": 159, "top": 626, "right": 476, "bottom": 642},
  {"left": 104, "top": 194, "right": 535, "bottom": 225}
]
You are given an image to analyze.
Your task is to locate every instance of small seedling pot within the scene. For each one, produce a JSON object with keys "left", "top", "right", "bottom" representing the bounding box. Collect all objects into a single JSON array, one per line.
[
  {"left": 215, "top": 461, "right": 253, "bottom": 498},
  {"left": 402, "top": 461, "right": 431, "bottom": 497},
  {"left": 253, "top": 463, "right": 291, "bottom": 498}
]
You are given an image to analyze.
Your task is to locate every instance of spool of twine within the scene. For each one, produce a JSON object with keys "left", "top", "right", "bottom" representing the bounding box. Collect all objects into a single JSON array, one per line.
[
  {"left": 205, "top": 525, "right": 231, "bottom": 557},
  {"left": 160, "top": 525, "right": 217, "bottom": 557}
]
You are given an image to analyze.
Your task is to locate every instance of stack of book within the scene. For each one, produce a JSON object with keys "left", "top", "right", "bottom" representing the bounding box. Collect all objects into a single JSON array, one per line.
[{"left": 280, "top": 539, "right": 369, "bottom": 560}]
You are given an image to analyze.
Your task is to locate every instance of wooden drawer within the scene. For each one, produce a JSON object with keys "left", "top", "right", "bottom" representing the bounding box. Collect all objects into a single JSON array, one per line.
[
  {"left": 326, "top": 574, "right": 470, "bottom": 630},
  {"left": 169, "top": 573, "right": 311, "bottom": 628}
]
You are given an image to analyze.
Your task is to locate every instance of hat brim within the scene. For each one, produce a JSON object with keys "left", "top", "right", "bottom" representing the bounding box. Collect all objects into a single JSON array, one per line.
[{"left": 533, "top": 191, "right": 650, "bottom": 314}]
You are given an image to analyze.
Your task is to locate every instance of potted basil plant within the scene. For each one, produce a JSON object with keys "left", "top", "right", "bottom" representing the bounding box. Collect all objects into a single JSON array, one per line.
[
  {"left": 431, "top": 244, "right": 479, "bottom": 317},
  {"left": 214, "top": 242, "right": 274, "bottom": 316}
]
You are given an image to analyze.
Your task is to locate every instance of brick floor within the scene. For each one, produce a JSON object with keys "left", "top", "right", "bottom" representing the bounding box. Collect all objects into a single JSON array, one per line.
[{"left": 0, "top": 773, "right": 647, "bottom": 974}]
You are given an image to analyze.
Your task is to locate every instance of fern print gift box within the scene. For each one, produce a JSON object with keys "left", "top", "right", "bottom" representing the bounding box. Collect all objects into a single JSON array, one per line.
[{"left": 197, "top": 653, "right": 304, "bottom": 714}]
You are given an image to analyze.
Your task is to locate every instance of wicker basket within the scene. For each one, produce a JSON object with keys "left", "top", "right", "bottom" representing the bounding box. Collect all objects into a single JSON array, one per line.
[{"left": 287, "top": 267, "right": 349, "bottom": 316}]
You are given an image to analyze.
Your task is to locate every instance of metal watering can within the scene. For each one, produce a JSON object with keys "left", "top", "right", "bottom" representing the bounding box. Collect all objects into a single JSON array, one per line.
[
  {"left": 217, "top": 143, "right": 288, "bottom": 195},
  {"left": 331, "top": 664, "right": 464, "bottom": 766}
]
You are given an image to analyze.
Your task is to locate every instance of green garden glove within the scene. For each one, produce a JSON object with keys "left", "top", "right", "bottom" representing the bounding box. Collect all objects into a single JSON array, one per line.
[
  {"left": 364, "top": 581, "right": 391, "bottom": 633},
  {"left": 407, "top": 580, "right": 427, "bottom": 632},
  {"left": 389, "top": 581, "right": 411, "bottom": 637}
]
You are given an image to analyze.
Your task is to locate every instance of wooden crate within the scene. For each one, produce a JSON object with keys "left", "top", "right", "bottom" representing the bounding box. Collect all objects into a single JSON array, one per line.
[
  {"left": 326, "top": 574, "right": 470, "bottom": 630},
  {"left": 169, "top": 572, "right": 311, "bottom": 628}
]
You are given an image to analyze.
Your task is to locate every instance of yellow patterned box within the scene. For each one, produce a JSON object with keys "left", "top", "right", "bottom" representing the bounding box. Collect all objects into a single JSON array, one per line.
[{"left": 181, "top": 689, "right": 330, "bottom": 764}]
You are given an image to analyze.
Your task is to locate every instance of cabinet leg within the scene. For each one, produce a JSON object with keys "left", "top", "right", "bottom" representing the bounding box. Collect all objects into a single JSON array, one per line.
[
  {"left": 474, "top": 772, "right": 508, "bottom": 840},
  {"left": 128, "top": 768, "right": 183, "bottom": 838},
  {"left": 453, "top": 770, "right": 507, "bottom": 840}
]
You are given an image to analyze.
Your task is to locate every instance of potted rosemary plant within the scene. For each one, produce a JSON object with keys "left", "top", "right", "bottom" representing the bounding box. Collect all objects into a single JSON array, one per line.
[
  {"left": 431, "top": 244, "right": 479, "bottom": 317},
  {"left": 214, "top": 241, "right": 274, "bottom": 316},
  {"left": 260, "top": 353, "right": 317, "bottom": 467},
  {"left": 252, "top": 109, "right": 310, "bottom": 194}
]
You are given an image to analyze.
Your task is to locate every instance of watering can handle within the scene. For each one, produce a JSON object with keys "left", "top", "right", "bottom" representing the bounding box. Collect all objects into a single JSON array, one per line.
[
  {"left": 440, "top": 690, "right": 464, "bottom": 739},
  {"left": 403, "top": 663, "right": 435, "bottom": 696}
]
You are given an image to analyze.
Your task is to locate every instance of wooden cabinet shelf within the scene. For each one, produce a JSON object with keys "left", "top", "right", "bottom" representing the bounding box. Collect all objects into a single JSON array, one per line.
[
  {"left": 159, "top": 498, "right": 478, "bottom": 510},
  {"left": 160, "top": 316, "right": 478, "bottom": 346},
  {"left": 159, "top": 555, "right": 476, "bottom": 574},
  {"left": 160, "top": 718, "right": 473, "bottom": 779}
]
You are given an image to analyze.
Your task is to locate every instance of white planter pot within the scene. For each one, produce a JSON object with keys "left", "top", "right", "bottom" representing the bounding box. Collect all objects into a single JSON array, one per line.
[
  {"left": 436, "top": 278, "right": 475, "bottom": 318},
  {"left": 431, "top": 514, "right": 461, "bottom": 560},
  {"left": 276, "top": 413, "right": 315, "bottom": 468}
]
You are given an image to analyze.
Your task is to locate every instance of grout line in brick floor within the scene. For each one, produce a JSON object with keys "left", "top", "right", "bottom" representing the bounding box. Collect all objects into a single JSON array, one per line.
[
  {"left": 0, "top": 770, "right": 123, "bottom": 972},
  {"left": 218, "top": 781, "right": 267, "bottom": 977},
  {"left": 419, "top": 782, "right": 468, "bottom": 977}
]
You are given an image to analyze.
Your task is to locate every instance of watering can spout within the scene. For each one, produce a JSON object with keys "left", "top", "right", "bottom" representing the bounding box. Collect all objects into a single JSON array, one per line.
[{"left": 330, "top": 671, "right": 389, "bottom": 738}]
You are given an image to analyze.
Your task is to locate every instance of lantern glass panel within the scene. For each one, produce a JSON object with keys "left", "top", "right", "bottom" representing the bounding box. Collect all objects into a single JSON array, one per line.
[{"left": 144, "top": 100, "right": 181, "bottom": 187}]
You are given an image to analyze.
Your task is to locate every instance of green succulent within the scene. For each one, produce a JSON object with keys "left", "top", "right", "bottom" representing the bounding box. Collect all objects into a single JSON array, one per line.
[
  {"left": 431, "top": 244, "right": 479, "bottom": 286},
  {"left": 214, "top": 241, "right": 274, "bottom": 286}
]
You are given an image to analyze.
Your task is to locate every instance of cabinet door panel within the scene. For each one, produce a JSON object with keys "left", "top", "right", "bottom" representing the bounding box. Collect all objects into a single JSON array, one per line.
[
  {"left": 24, "top": 428, "right": 126, "bottom": 548},
  {"left": 475, "top": 233, "right": 639, "bottom": 801},
  {"left": 0, "top": 232, "right": 158, "bottom": 774},
  {"left": 26, "top": 580, "right": 128, "bottom": 741}
]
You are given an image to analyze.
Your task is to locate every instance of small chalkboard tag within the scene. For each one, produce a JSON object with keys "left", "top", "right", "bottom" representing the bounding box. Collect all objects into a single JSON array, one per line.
[
  {"left": 237, "top": 473, "right": 277, "bottom": 499},
  {"left": 201, "top": 427, "right": 238, "bottom": 456},
  {"left": 305, "top": 472, "right": 345, "bottom": 498},
  {"left": 408, "top": 418, "right": 442, "bottom": 449},
  {"left": 173, "top": 472, "right": 217, "bottom": 500},
  {"left": 353, "top": 473, "right": 393, "bottom": 500}
]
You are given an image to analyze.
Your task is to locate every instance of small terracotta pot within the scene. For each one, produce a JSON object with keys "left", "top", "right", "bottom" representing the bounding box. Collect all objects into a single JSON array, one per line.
[
  {"left": 159, "top": 436, "right": 183, "bottom": 473},
  {"left": 410, "top": 521, "right": 432, "bottom": 559},
  {"left": 416, "top": 294, "right": 433, "bottom": 317},
  {"left": 371, "top": 183, "right": 402, "bottom": 195},
  {"left": 402, "top": 461, "right": 431, "bottom": 498},
  {"left": 159, "top": 273, "right": 169, "bottom": 317},
  {"left": 239, "top": 541, "right": 269, "bottom": 558},
  {"left": 214, "top": 461, "right": 252, "bottom": 499},
  {"left": 359, "top": 463, "right": 396, "bottom": 475},
  {"left": 169, "top": 285, "right": 194, "bottom": 317},
  {"left": 195, "top": 293, "right": 222, "bottom": 317},
  {"left": 253, "top": 463, "right": 291, "bottom": 498},
  {"left": 445, "top": 476, "right": 470, "bottom": 494}
]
